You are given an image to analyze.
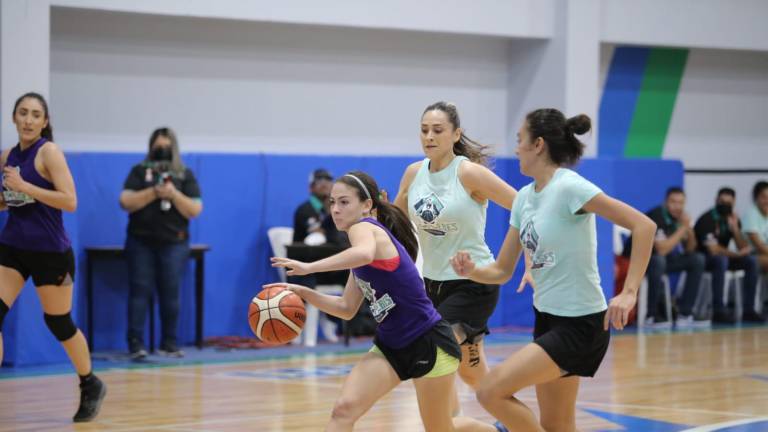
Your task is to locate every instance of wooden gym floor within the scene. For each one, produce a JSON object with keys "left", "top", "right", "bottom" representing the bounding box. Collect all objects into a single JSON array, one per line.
[{"left": 1, "top": 326, "right": 767, "bottom": 431}]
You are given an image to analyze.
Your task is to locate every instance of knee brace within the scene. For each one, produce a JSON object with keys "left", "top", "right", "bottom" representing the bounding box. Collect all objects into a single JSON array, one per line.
[
  {"left": 44, "top": 312, "right": 78, "bottom": 341},
  {"left": 0, "top": 299, "right": 8, "bottom": 330}
]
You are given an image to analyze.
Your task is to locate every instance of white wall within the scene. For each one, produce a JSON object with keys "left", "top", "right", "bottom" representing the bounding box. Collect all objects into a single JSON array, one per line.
[
  {"left": 665, "top": 49, "right": 768, "bottom": 170},
  {"left": 601, "top": 0, "right": 768, "bottom": 52},
  {"left": 51, "top": 8, "right": 526, "bottom": 155},
  {"left": 50, "top": 0, "right": 556, "bottom": 39},
  {"left": 685, "top": 173, "right": 768, "bottom": 222},
  {"left": 1, "top": 1, "right": 50, "bottom": 150}
]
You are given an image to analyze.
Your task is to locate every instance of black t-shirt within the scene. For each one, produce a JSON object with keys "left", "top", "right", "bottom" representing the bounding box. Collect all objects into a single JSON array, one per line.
[
  {"left": 623, "top": 205, "right": 683, "bottom": 257},
  {"left": 123, "top": 162, "right": 201, "bottom": 244},
  {"left": 292, "top": 198, "right": 346, "bottom": 245},
  {"left": 694, "top": 208, "right": 739, "bottom": 254}
]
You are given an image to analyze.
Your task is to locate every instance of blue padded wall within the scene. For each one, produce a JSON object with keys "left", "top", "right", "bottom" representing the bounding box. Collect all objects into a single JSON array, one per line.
[{"left": 1, "top": 154, "right": 682, "bottom": 366}]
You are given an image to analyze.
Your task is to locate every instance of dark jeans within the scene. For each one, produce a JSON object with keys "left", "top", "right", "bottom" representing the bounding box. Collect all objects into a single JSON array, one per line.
[
  {"left": 705, "top": 254, "right": 759, "bottom": 313},
  {"left": 126, "top": 235, "right": 190, "bottom": 347},
  {"left": 646, "top": 252, "right": 705, "bottom": 318}
]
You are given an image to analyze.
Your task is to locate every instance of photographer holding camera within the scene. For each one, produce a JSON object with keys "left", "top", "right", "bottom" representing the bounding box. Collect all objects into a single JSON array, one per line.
[{"left": 119, "top": 127, "right": 203, "bottom": 359}]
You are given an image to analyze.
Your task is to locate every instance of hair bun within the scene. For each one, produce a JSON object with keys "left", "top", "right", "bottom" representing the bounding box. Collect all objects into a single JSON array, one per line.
[{"left": 566, "top": 114, "right": 591, "bottom": 135}]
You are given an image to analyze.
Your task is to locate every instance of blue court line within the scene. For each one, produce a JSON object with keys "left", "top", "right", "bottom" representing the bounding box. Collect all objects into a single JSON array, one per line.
[
  {"left": 746, "top": 374, "right": 768, "bottom": 382},
  {"left": 682, "top": 419, "right": 768, "bottom": 432},
  {"left": 583, "top": 407, "right": 690, "bottom": 432}
]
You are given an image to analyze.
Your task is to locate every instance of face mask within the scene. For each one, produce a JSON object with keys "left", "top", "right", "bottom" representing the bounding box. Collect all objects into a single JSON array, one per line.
[
  {"left": 715, "top": 203, "right": 733, "bottom": 216},
  {"left": 151, "top": 146, "right": 172, "bottom": 161}
]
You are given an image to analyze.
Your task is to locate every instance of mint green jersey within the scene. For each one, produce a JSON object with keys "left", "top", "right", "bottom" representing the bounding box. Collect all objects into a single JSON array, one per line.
[
  {"left": 510, "top": 168, "right": 607, "bottom": 316},
  {"left": 742, "top": 205, "right": 768, "bottom": 247},
  {"left": 408, "top": 156, "right": 495, "bottom": 281}
]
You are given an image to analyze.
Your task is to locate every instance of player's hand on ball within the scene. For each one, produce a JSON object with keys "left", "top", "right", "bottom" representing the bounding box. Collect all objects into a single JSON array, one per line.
[
  {"left": 449, "top": 251, "right": 475, "bottom": 277},
  {"left": 270, "top": 257, "right": 312, "bottom": 276},
  {"left": 263, "top": 282, "right": 309, "bottom": 298}
]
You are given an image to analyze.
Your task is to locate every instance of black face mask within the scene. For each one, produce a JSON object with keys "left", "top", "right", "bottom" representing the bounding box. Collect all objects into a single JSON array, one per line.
[
  {"left": 151, "top": 146, "right": 172, "bottom": 162},
  {"left": 715, "top": 203, "right": 733, "bottom": 216}
]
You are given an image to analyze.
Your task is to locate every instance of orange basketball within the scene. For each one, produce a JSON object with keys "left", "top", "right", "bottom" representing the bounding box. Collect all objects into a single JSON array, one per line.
[{"left": 248, "top": 286, "right": 306, "bottom": 344}]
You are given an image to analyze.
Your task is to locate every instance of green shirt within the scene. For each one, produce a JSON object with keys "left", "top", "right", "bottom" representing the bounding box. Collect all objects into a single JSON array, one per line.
[{"left": 510, "top": 168, "right": 606, "bottom": 316}]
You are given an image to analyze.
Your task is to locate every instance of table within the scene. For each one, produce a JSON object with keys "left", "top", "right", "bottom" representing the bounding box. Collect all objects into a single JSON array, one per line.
[{"left": 84, "top": 244, "right": 210, "bottom": 352}]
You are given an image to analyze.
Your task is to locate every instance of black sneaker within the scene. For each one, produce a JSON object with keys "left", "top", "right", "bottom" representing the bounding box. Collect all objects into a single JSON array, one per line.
[
  {"left": 157, "top": 342, "right": 184, "bottom": 358},
  {"left": 712, "top": 310, "right": 736, "bottom": 324},
  {"left": 742, "top": 311, "right": 767, "bottom": 323},
  {"left": 128, "top": 339, "right": 148, "bottom": 360},
  {"left": 73, "top": 375, "right": 106, "bottom": 422}
]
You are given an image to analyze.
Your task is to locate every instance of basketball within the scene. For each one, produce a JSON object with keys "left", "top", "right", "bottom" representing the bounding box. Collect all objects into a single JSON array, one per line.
[{"left": 248, "top": 286, "right": 306, "bottom": 344}]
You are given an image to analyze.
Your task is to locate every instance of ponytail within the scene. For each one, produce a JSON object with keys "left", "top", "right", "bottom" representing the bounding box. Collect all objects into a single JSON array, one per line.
[{"left": 375, "top": 201, "right": 419, "bottom": 261}]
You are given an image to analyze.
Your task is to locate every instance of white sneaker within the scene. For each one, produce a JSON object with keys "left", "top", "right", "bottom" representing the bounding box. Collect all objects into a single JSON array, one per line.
[
  {"left": 645, "top": 316, "right": 672, "bottom": 329},
  {"left": 676, "top": 315, "right": 694, "bottom": 329},
  {"left": 320, "top": 316, "right": 339, "bottom": 343},
  {"left": 692, "top": 317, "right": 712, "bottom": 328}
]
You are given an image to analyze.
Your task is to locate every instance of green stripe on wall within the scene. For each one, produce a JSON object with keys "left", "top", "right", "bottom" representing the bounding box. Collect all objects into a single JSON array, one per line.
[{"left": 624, "top": 48, "right": 688, "bottom": 157}]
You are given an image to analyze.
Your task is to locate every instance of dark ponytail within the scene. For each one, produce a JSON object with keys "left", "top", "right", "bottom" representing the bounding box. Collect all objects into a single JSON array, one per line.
[
  {"left": 525, "top": 108, "right": 591, "bottom": 166},
  {"left": 423, "top": 101, "right": 493, "bottom": 167},
  {"left": 13, "top": 92, "right": 54, "bottom": 141},
  {"left": 337, "top": 171, "right": 419, "bottom": 261}
]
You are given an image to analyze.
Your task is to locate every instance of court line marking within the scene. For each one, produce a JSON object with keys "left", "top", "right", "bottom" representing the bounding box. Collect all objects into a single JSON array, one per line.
[
  {"left": 574, "top": 400, "right": 758, "bottom": 418},
  {"left": 680, "top": 417, "right": 768, "bottom": 431}
]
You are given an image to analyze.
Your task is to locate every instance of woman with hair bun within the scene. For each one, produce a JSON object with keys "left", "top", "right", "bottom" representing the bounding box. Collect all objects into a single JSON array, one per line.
[{"left": 450, "top": 109, "right": 657, "bottom": 431}]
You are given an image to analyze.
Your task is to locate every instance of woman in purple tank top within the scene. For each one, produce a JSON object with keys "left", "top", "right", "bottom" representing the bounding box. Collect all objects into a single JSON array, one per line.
[
  {"left": 268, "top": 171, "right": 502, "bottom": 431},
  {"left": 0, "top": 93, "right": 106, "bottom": 422}
]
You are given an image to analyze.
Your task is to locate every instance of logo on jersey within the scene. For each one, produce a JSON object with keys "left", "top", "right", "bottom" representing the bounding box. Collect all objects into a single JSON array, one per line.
[
  {"left": 414, "top": 193, "right": 444, "bottom": 223},
  {"left": 413, "top": 193, "right": 458, "bottom": 236},
  {"left": 2, "top": 167, "right": 35, "bottom": 207},
  {"left": 354, "top": 275, "right": 396, "bottom": 323},
  {"left": 520, "top": 220, "right": 555, "bottom": 269}
]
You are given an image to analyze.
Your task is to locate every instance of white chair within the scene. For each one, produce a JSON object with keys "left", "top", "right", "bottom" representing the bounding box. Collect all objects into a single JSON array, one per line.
[
  {"left": 637, "top": 275, "right": 674, "bottom": 328},
  {"left": 698, "top": 270, "right": 746, "bottom": 321},
  {"left": 267, "top": 227, "right": 293, "bottom": 283},
  {"left": 267, "top": 226, "right": 344, "bottom": 347},
  {"left": 722, "top": 270, "right": 746, "bottom": 320}
]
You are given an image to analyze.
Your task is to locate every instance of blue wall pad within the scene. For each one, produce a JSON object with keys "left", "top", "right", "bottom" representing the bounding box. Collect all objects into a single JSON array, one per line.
[{"left": 1, "top": 154, "right": 682, "bottom": 366}]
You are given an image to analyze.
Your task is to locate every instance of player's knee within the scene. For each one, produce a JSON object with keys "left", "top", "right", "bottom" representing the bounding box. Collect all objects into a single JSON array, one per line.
[
  {"left": 44, "top": 312, "right": 78, "bottom": 341},
  {"left": 0, "top": 299, "right": 9, "bottom": 331},
  {"left": 330, "top": 398, "right": 363, "bottom": 424},
  {"left": 475, "top": 380, "right": 502, "bottom": 408}
]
